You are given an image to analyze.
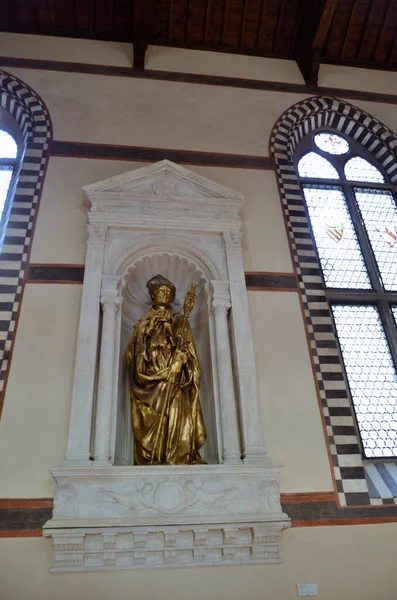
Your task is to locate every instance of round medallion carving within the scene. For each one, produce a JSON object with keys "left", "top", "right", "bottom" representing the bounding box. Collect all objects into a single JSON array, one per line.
[
  {"left": 152, "top": 179, "right": 178, "bottom": 196},
  {"left": 154, "top": 482, "right": 186, "bottom": 514}
]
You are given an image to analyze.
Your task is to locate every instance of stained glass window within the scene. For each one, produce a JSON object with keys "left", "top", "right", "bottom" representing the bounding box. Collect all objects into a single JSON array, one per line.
[
  {"left": 0, "top": 167, "right": 13, "bottom": 216},
  {"left": 298, "top": 152, "right": 339, "bottom": 179},
  {"left": 354, "top": 188, "right": 397, "bottom": 291},
  {"left": 345, "top": 156, "right": 385, "bottom": 183},
  {"left": 296, "top": 130, "right": 397, "bottom": 459},
  {"left": 332, "top": 305, "right": 397, "bottom": 459},
  {"left": 0, "top": 129, "right": 18, "bottom": 222},
  {"left": 0, "top": 130, "right": 18, "bottom": 159},
  {"left": 303, "top": 186, "right": 371, "bottom": 289},
  {"left": 314, "top": 133, "right": 350, "bottom": 155}
]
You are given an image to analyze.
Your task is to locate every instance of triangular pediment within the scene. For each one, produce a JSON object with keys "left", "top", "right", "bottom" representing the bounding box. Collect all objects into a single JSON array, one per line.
[{"left": 82, "top": 159, "right": 244, "bottom": 204}]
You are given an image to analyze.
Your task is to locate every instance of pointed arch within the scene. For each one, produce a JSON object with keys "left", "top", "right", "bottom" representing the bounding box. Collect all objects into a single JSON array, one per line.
[
  {"left": 270, "top": 97, "right": 397, "bottom": 508},
  {"left": 270, "top": 96, "right": 397, "bottom": 182},
  {"left": 0, "top": 71, "right": 52, "bottom": 418}
]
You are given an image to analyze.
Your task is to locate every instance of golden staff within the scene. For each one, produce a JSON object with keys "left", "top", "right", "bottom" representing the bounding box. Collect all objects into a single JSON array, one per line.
[{"left": 150, "top": 283, "right": 196, "bottom": 465}]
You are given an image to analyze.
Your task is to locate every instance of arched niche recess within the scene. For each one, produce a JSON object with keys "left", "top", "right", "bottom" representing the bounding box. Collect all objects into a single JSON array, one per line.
[
  {"left": 115, "top": 252, "right": 218, "bottom": 466},
  {"left": 44, "top": 160, "right": 289, "bottom": 572}
]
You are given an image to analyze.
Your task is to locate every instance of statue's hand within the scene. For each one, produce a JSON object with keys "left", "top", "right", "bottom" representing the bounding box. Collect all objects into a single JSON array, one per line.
[
  {"left": 160, "top": 367, "right": 170, "bottom": 380},
  {"left": 167, "top": 350, "right": 187, "bottom": 382}
]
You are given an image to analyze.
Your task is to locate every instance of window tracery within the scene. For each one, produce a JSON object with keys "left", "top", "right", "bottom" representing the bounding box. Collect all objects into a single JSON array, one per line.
[
  {"left": 0, "top": 125, "right": 20, "bottom": 221},
  {"left": 296, "top": 130, "right": 397, "bottom": 459}
]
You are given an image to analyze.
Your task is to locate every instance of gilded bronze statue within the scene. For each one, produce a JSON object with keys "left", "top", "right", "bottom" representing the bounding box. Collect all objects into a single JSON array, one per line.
[{"left": 126, "top": 274, "right": 206, "bottom": 465}]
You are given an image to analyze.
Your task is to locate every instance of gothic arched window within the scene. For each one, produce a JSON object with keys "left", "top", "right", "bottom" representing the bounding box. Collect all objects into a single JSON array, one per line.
[
  {"left": 296, "top": 131, "right": 397, "bottom": 459},
  {"left": 0, "top": 129, "right": 18, "bottom": 212},
  {"left": 0, "top": 107, "right": 24, "bottom": 248}
]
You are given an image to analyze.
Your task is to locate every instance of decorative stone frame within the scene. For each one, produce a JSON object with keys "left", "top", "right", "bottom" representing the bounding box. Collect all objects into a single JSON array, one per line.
[
  {"left": 270, "top": 96, "right": 397, "bottom": 507},
  {"left": 44, "top": 159, "right": 289, "bottom": 571},
  {"left": 0, "top": 71, "right": 52, "bottom": 414}
]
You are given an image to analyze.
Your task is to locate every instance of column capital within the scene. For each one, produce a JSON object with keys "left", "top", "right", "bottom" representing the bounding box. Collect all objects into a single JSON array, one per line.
[
  {"left": 211, "top": 280, "right": 231, "bottom": 312},
  {"left": 100, "top": 287, "right": 120, "bottom": 311},
  {"left": 212, "top": 302, "right": 230, "bottom": 316},
  {"left": 87, "top": 223, "right": 107, "bottom": 243},
  {"left": 223, "top": 230, "right": 243, "bottom": 249},
  {"left": 100, "top": 277, "right": 121, "bottom": 310},
  {"left": 100, "top": 294, "right": 120, "bottom": 312}
]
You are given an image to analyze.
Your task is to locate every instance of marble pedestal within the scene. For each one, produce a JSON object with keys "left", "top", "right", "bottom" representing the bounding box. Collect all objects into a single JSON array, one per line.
[{"left": 43, "top": 464, "right": 289, "bottom": 572}]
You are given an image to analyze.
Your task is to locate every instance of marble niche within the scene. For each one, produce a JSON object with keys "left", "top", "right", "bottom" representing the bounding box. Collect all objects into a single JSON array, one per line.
[{"left": 43, "top": 160, "right": 290, "bottom": 572}]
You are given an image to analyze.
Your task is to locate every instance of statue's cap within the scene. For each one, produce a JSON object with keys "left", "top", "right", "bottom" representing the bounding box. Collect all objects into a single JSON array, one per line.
[{"left": 146, "top": 274, "right": 176, "bottom": 297}]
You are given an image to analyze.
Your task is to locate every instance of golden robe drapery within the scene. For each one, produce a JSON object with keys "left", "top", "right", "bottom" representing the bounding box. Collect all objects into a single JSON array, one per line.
[{"left": 127, "top": 306, "right": 206, "bottom": 465}]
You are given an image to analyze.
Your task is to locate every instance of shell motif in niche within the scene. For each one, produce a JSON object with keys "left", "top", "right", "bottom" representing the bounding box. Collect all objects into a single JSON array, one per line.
[{"left": 121, "top": 253, "right": 208, "bottom": 327}]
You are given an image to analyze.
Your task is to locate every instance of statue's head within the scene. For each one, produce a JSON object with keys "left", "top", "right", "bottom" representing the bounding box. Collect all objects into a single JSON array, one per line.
[{"left": 146, "top": 274, "right": 176, "bottom": 307}]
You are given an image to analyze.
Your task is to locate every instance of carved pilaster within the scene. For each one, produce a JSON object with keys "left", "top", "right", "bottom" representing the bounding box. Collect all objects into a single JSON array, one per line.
[
  {"left": 94, "top": 278, "right": 121, "bottom": 466},
  {"left": 223, "top": 231, "right": 268, "bottom": 463},
  {"left": 63, "top": 224, "right": 108, "bottom": 466},
  {"left": 211, "top": 280, "right": 241, "bottom": 464}
]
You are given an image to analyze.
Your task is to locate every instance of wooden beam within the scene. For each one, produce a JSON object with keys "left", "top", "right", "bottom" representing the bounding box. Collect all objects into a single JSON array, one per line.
[
  {"left": 313, "top": 0, "right": 339, "bottom": 52},
  {"left": 204, "top": 0, "right": 212, "bottom": 42},
  {"left": 49, "top": 0, "right": 56, "bottom": 30},
  {"left": 294, "top": 0, "right": 339, "bottom": 86},
  {"left": 133, "top": 0, "right": 154, "bottom": 70},
  {"left": 239, "top": 0, "right": 251, "bottom": 47},
  {"left": 221, "top": 0, "right": 231, "bottom": 45},
  {"left": 357, "top": 0, "right": 389, "bottom": 63},
  {"left": 374, "top": 0, "right": 397, "bottom": 63},
  {"left": 340, "top": 0, "right": 371, "bottom": 62}
]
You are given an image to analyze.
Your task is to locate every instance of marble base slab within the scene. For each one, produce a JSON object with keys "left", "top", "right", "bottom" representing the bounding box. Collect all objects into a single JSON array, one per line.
[
  {"left": 45, "top": 522, "right": 286, "bottom": 572},
  {"left": 44, "top": 464, "right": 290, "bottom": 571}
]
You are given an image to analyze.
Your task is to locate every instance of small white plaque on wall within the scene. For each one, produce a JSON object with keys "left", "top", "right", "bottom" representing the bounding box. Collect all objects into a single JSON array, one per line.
[{"left": 297, "top": 583, "right": 318, "bottom": 596}]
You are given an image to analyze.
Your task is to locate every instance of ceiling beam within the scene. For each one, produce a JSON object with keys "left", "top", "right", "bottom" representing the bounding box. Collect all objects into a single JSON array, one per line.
[
  {"left": 133, "top": 0, "right": 154, "bottom": 70},
  {"left": 294, "top": 0, "right": 339, "bottom": 86}
]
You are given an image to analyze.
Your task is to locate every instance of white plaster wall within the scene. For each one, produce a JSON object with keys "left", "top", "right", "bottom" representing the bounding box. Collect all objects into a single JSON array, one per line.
[
  {"left": 30, "top": 157, "right": 141, "bottom": 265},
  {"left": 5, "top": 32, "right": 397, "bottom": 93},
  {"left": 2, "top": 37, "right": 397, "bottom": 498},
  {"left": 0, "top": 33, "right": 134, "bottom": 67},
  {"left": 0, "top": 66, "right": 307, "bottom": 155},
  {"left": 192, "top": 166, "right": 293, "bottom": 273},
  {"left": 3, "top": 66, "right": 397, "bottom": 168},
  {"left": 0, "top": 285, "right": 81, "bottom": 497},
  {"left": 31, "top": 158, "right": 292, "bottom": 272},
  {"left": 344, "top": 99, "right": 397, "bottom": 145},
  {"left": 146, "top": 45, "right": 304, "bottom": 83},
  {"left": 0, "top": 33, "right": 304, "bottom": 83},
  {"left": 248, "top": 291, "right": 333, "bottom": 492},
  {"left": 319, "top": 63, "right": 397, "bottom": 96},
  {"left": 1, "top": 524, "right": 397, "bottom": 599},
  {"left": 0, "top": 37, "right": 396, "bottom": 597}
]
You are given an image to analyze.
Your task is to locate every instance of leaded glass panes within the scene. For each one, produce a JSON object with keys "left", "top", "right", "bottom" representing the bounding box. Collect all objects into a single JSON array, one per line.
[
  {"left": 303, "top": 185, "right": 371, "bottom": 289},
  {"left": 0, "top": 130, "right": 17, "bottom": 159},
  {"left": 331, "top": 304, "right": 397, "bottom": 458},
  {"left": 314, "top": 133, "right": 349, "bottom": 155},
  {"left": 0, "top": 166, "right": 12, "bottom": 214},
  {"left": 345, "top": 156, "right": 385, "bottom": 183},
  {"left": 298, "top": 152, "right": 339, "bottom": 179},
  {"left": 354, "top": 188, "right": 397, "bottom": 291},
  {"left": 297, "top": 129, "right": 397, "bottom": 460}
]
